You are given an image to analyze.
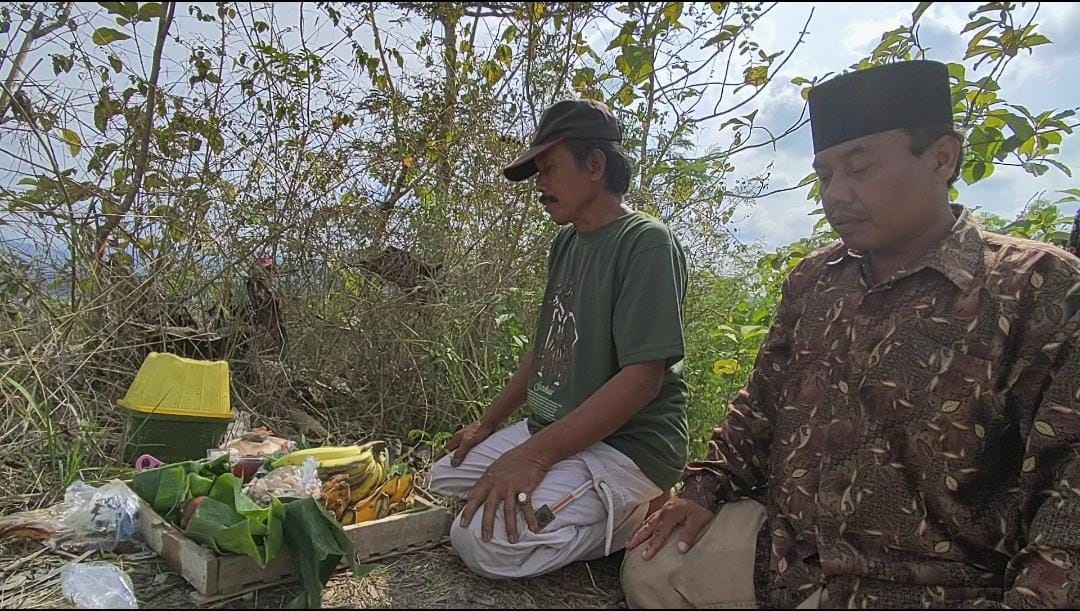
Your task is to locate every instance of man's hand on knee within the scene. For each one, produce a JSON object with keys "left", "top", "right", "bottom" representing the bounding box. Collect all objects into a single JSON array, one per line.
[
  {"left": 442, "top": 420, "right": 496, "bottom": 467},
  {"left": 459, "top": 446, "right": 548, "bottom": 544},
  {"left": 626, "top": 496, "right": 714, "bottom": 560}
]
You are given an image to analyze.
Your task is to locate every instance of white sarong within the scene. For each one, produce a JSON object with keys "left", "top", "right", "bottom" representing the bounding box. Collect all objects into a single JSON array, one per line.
[{"left": 429, "top": 420, "right": 662, "bottom": 579}]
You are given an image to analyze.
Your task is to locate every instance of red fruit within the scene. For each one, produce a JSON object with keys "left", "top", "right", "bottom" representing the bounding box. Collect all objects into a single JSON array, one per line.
[
  {"left": 181, "top": 496, "right": 209, "bottom": 530},
  {"left": 231, "top": 457, "right": 263, "bottom": 483}
]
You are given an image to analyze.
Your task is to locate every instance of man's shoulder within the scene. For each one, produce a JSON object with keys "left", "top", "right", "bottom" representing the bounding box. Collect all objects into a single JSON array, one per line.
[
  {"left": 976, "top": 230, "right": 1080, "bottom": 296},
  {"left": 979, "top": 230, "right": 1080, "bottom": 274},
  {"left": 619, "top": 212, "right": 682, "bottom": 250}
]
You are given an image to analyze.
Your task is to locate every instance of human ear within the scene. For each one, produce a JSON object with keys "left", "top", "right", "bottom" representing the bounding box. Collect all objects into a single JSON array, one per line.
[
  {"left": 587, "top": 149, "right": 607, "bottom": 183},
  {"left": 932, "top": 135, "right": 962, "bottom": 183}
]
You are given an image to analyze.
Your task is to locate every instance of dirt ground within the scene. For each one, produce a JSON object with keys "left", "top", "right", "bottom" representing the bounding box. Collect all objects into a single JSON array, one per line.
[{"left": 0, "top": 540, "right": 627, "bottom": 609}]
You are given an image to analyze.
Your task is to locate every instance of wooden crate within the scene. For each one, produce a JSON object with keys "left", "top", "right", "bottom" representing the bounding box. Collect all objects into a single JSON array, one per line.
[{"left": 133, "top": 489, "right": 453, "bottom": 598}]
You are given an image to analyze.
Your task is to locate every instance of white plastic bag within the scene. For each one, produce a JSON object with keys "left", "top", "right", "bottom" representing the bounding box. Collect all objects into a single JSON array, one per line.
[{"left": 60, "top": 562, "right": 138, "bottom": 609}]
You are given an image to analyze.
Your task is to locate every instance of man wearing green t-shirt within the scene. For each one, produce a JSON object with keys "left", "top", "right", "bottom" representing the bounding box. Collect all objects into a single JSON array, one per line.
[{"left": 429, "top": 99, "right": 690, "bottom": 579}]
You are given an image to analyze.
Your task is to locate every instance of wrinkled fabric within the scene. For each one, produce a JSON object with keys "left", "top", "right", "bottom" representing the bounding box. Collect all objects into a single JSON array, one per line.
[{"left": 681, "top": 206, "right": 1080, "bottom": 608}]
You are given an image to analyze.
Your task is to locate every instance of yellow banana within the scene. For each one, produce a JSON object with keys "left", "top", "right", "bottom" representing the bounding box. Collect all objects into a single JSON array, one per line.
[
  {"left": 349, "top": 463, "right": 385, "bottom": 502},
  {"left": 315, "top": 439, "right": 389, "bottom": 474},
  {"left": 273, "top": 445, "right": 367, "bottom": 468},
  {"left": 345, "top": 458, "right": 378, "bottom": 485},
  {"left": 388, "top": 472, "right": 414, "bottom": 506},
  {"left": 352, "top": 492, "right": 390, "bottom": 524},
  {"left": 340, "top": 509, "right": 356, "bottom": 526},
  {"left": 318, "top": 450, "right": 376, "bottom": 470}
]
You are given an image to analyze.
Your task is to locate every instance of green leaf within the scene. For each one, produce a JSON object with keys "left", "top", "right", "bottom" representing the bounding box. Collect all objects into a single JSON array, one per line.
[
  {"left": 912, "top": 2, "right": 933, "bottom": 24},
  {"left": 186, "top": 473, "right": 214, "bottom": 499},
  {"left": 1044, "top": 159, "right": 1072, "bottom": 177},
  {"left": 144, "top": 172, "right": 168, "bottom": 188},
  {"left": 1056, "top": 188, "right": 1080, "bottom": 202},
  {"left": 1024, "top": 162, "right": 1049, "bottom": 177},
  {"left": 282, "top": 497, "right": 368, "bottom": 608},
  {"left": 52, "top": 54, "right": 73, "bottom": 75},
  {"left": 962, "top": 160, "right": 993, "bottom": 185},
  {"left": 98, "top": 2, "right": 138, "bottom": 19},
  {"left": 495, "top": 43, "right": 513, "bottom": 67},
  {"left": 663, "top": 2, "right": 684, "bottom": 24},
  {"left": 710, "top": 2, "right": 727, "bottom": 15},
  {"left": 606, "top": 21, "right": 638, "bottom": 52},
  {"left": 92, "top": 27, "right": 131, "bottom": 46},
  {"left": 1048, "top": 230, "right": 1071, "bottom": 244},
  {"left": 1022, "top": 34, "right": 1051, "bottom": 48},
  {"left": 615, "top": 45, "right": 653, "bottom": 85},
  {"left": 744, "top": 65, "right": 768, "bottom": 87},
  {"left": 712, "top": 358, "right": 740, "bottom": 376},
  {"left": 61, "top": 128, "right": 82, "bottom": 156},
  {"left": 138, "top": 2, "right": 164, "bottom": 21},
  {"left": 572, "top": 67, "right": 595, "bottom": 92},
  {"left": 480, "top": 60, "right": 504, "bottom": 87},
  {"left": 109, "top": 55, "right": 124, "bottom": 73},
  {"left": 961, "top": 16, "right": 993, "bottom": 33}
]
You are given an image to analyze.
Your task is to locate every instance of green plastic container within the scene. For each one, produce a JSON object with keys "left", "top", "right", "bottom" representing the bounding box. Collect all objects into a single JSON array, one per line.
[
  {"left": 121, "top": 411, "right": 231, "bottom": 464},
  {"left": 118, "top": 352, "right": 234, "bottom": 464}
]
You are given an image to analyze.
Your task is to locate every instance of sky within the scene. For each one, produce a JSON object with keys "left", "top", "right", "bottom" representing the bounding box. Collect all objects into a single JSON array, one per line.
[
  {"left": 723, "top": 2, "right": 1080, "bottom": 248},
  {"left": 1, "top": 2, "right": 1077, "bottom": 257}
]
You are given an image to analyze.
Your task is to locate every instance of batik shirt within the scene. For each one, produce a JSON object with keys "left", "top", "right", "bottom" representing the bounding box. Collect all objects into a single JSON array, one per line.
[{"left": 682, "top": 206, "right": 1080, "bottom": 608}]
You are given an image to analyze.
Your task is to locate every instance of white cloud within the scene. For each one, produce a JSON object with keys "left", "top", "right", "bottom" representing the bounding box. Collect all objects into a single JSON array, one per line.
[
  {"left": 700, "top": 2, "right": 1080, "bottom": 250},
  {"left": 840, "top": 5, "right": 911, "bottom": 56}
]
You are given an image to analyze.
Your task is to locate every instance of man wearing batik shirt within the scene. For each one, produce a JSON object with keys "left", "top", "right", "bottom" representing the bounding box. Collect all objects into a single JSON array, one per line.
[{"left": 622, "top": 60, "right": 1080, "bottom": 608}]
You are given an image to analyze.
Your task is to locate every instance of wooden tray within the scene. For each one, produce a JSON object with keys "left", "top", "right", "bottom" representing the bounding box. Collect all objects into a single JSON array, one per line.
[{"left": 132, "top": 486, "right": 453, "bottom": 598}]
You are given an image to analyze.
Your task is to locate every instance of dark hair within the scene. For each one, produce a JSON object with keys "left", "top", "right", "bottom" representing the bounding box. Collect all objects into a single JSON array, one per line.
[
  {"left": 903, "top": 124, "right": 964, "bottom": 187},
  {"left": 564, "top": 138, "right": 633, "bottom": 196}
]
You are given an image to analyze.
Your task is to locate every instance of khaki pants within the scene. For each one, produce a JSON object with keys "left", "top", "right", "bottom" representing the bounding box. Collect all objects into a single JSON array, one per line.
[{"left": 621, "top": 500, "right": 821, "bottom": 609}]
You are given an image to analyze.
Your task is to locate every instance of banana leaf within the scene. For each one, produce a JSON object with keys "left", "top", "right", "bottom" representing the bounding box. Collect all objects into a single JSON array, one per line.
[
  {"left": 183, "top": 473, "right": 285, "bottom": 567},
  {"left": 130, "top": 454, "right": 230, "bottom": 521},
  {"left": 282, "top": 496, "right": 375, "bottom": 608}
]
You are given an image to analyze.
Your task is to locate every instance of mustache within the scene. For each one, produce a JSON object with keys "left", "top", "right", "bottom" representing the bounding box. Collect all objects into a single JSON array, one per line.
[{"left": 539, "top": 194, "right": 558, "bottom": 205}]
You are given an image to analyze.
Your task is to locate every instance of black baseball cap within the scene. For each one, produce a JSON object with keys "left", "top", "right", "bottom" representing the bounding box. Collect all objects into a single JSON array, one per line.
[{"left": 503, "top": 99, "right": 623, "bottom": 182}]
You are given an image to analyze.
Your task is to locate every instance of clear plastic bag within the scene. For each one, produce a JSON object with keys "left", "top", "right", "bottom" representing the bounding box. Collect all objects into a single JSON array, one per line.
[
  {"left": 54, "top": 480, "right": 141, "bottom": 552},
  {"left": 60, "top": 562, "right": 138, "bottom": 609},
  {"left": 244, "top": 456, "right": 322, "bottom": 506},
  {"left": 0, "top": 480, "right": 140, "bottom": 552}
]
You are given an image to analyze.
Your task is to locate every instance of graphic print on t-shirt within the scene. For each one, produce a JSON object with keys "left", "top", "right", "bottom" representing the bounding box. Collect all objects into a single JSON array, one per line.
[{"left": 537, "top": 282, "right": 578, "bottom": 389}]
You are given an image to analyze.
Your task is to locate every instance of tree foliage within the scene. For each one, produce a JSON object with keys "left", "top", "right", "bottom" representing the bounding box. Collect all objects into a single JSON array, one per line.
[{"left": 0, "top": 1, "right": 1074, "bottom": 496}]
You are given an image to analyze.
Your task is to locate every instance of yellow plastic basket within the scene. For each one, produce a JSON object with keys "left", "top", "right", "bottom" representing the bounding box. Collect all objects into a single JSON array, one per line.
[{"left": 118, "top": 352, "right": 233, "bottom": 420}]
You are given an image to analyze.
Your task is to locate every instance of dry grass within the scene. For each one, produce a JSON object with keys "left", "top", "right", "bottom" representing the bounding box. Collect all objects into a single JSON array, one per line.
[{"left": 0, "top": 541, "right": 626, "bottom": 609}]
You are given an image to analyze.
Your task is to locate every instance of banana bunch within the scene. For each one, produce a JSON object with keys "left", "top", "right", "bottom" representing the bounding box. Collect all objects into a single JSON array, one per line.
[
  {"left": 343, "top": 471, "right": 415, "bottom": 526},
  {"left": 276, "top": 444, "right": 419, "bottom": 526},
  {"left": 276, "top": 441, "right": 416, "bottom": 524}
]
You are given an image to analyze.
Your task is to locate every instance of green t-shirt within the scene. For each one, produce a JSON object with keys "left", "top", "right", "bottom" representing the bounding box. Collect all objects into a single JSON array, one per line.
[{"left": 526, "top": 211, "right": 689, "bottom": 489}]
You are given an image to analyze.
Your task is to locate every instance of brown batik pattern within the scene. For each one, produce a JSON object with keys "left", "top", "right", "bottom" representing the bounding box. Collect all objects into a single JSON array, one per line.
[{"left": 681, "top": 206, "right": 1080, "bottom": 608}]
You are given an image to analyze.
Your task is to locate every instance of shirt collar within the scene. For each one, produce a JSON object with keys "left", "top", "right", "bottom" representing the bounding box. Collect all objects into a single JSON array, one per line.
[{"left": 825, "top": 204, "right": 984, "bottom": 292}]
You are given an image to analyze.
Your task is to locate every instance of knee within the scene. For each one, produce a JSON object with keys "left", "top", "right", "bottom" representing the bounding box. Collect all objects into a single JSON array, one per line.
[
  {"left": 448, "top": 518, "right": 518, "bottom": 580},
  {"left": 425, "top": 457, "right": 451, "bottom": 490},
  {"left": 621, "top": 546, "right": 679, "bottom": 609},
  {"left": 427, "top": 457, "right": 466, "bottom": 500}
]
